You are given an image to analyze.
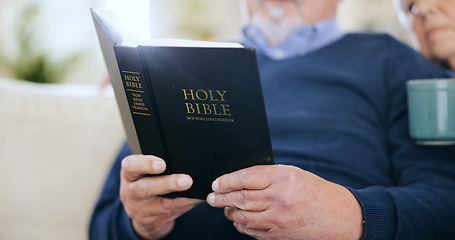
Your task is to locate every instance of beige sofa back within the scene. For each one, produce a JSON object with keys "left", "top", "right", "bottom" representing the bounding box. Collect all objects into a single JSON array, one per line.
[{"left": 0, "top": 78, "right": 125, "bottom": 240}]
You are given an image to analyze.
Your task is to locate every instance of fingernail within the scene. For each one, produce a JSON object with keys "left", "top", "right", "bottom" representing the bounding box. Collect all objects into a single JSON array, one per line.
[
  {"left": 152, "top": 161, "right": 165, "bottom": 171},
  {"left": 207, "top": 193, "right": 215, "bottom": 205},
  {"left": 178, "top": 175, "right": 192, "bottom": 188},
  {"left": 212, "top": 179, "right": 219, "bottom": 192}
]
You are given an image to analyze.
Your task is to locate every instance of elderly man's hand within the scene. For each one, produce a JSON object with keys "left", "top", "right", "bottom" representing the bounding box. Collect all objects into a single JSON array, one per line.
[
  {"left": 206, "top": 165, "right": 364, "bottom": 240},
  {"left": 120, "top": 155, "right": 203, "bottom": 240}
]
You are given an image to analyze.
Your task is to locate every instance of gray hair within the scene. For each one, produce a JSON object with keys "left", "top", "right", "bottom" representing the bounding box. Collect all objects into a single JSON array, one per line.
[
  {"left": 391, "top": 0, "right": 408, "bottom": 27},
  {"left": 390, "top": 0, "right": 421, "bottom": 51},
  {"left": 392, "top": 0, "right": 407, "bottom": 11}
]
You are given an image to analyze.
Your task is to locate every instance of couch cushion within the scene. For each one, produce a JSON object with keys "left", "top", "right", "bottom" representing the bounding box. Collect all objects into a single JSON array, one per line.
[{"left": 0, "top": 78, "right": 125, "bottom": 240}]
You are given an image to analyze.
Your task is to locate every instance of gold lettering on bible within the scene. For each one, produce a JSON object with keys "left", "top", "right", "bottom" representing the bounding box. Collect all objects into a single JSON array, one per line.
[
  {"left": 183, "top": 89, "right": 234, "bottom": 123},
  {"left": 124, "top": 74, "right": 143, "bottom": 89},
  {"left": 122, "top": 71, "right": 150, "bottom": 116}
]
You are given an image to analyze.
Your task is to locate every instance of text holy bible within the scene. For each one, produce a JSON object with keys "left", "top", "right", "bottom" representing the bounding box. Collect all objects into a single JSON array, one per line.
[{"left": 91, "top": 9, "right": 274, "bottom": 199}]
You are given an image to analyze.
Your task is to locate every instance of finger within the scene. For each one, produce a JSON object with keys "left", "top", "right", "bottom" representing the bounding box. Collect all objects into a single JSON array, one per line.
[
  {"left": 159, "top": 197, "right": 205, "bottom": 215},
  {"left": 138, "top": 197, "right": 204, "bottom": 218},
  {"left": 129, "top": 197, "right": 204, "bottom": 235},
  {"left": 128, "top": 174, "right": 194, "bottom": 199},
  {"left": 206, "top": 189, "right": 269, "bottom": 211},
  {"left": 233, "top": 222, "right": 265, "bottom": 240},
  {"left": 212, "top": 165, "right": 274, "bottom": 194},
  {"left": 121, "top": 155, "right": 166, "bottom": 182},
  {"left": 225, "top": 207, "right": 273, "bottom": 231}
]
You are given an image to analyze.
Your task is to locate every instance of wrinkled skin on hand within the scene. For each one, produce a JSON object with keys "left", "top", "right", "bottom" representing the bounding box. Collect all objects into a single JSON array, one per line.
[
  {"left": 120, "top": 155, "right": 203, "bottom": 240},
  {"left": 207, "top": 165, "right": 364, "bottom": 240}
]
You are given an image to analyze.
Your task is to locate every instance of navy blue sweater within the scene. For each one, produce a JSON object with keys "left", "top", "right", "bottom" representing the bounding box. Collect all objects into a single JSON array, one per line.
[{"left": 89, "top": 33, "right": 455, "bottom": 240}]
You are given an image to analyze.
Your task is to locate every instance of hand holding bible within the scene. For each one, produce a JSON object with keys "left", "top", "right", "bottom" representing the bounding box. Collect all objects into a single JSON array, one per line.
[
  {"left": 206, "top": 165, "right": 364, "bottom": 240},
  {"left": 120, "top": 155, "right": 203, "bottom": 240}
]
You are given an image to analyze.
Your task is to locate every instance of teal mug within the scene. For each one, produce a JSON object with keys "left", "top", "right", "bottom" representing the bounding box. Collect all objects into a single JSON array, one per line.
[{"left": 407, "top": 78, "right": 455, "bottom": 145}]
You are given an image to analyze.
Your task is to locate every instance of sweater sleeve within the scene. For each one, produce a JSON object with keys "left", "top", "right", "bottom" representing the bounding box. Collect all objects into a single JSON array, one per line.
[
  {"left": 350, "top": 37, "right": 455, "bottom": 240},
  {"left": 89, "top": 143, "right": 145, "bottom": 240}
]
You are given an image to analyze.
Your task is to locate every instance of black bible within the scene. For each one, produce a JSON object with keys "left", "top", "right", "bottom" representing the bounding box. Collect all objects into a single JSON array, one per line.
[{"left": 91, "top": 9, "right": 274, "bottom": 199}]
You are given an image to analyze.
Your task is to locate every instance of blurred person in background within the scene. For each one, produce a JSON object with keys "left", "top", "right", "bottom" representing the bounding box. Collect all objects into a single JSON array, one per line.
[
  {"left": 90, "top": 0, "right": 455, "bottom": 239},
  {"left": 394, "top": 0, "right": 455, "bottom": 76}
]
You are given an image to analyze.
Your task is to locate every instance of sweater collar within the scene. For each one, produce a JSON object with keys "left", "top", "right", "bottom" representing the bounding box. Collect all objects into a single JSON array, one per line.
[{"left": 242, "top": 18, "right": 344, "bottom": 60}]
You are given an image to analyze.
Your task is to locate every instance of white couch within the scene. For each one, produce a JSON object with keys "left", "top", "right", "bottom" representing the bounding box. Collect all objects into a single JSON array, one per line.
[{"left": 0, "top": 78, "right": 126, "bottom": 240}]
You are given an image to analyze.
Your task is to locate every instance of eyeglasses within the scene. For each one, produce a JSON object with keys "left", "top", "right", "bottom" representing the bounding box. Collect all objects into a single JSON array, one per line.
[
  {"left": 402, "top": 0, "right": 449, "bottom": 16},
  {"left": 405, "top": 1, "right": 420, "bottom": 15},
  {"left": 409, "top": 4, "right": 419, "bottom": 15}
]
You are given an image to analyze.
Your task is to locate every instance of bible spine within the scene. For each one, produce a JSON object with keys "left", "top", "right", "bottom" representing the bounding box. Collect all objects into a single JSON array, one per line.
[{"left": 114, "top": 46, "right": 168, "bottom": 169}]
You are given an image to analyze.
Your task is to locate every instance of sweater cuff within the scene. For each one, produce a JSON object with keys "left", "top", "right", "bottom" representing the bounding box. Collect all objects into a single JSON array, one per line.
[
  {"left": 347, "top": 187, "right": 396, "bottom": 240},
  {"left": 119, "top": 208, "right": 174, "bottom": 240},
  {"left": 119, "top": 208, "right": 146, "bottom": 240}
]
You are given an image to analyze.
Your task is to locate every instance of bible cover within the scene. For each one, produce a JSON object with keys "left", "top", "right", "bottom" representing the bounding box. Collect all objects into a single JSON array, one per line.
[{"left": 91, "top": 9, "right": 274, "bottom": 199}]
